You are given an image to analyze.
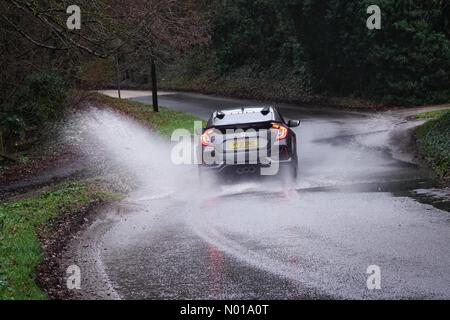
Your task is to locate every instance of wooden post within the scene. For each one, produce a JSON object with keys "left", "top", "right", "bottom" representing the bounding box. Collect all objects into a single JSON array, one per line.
[
  {"left": 151, "top": 58, "right": 159, "bottom": 112},
  {"left": 116, "top": 55, "right": 121, "bottom": 99}
]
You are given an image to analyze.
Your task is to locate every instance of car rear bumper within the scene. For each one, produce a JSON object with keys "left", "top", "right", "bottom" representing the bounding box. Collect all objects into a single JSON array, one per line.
[{"left": 199, "top": 158, "right": 296, "bottom": 176}]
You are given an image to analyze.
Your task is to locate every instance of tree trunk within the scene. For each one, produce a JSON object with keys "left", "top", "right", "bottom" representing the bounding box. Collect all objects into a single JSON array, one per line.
[
  {"left": 151, "top": 58, "right": 159, "bottom": 112},
  {"left": 116, "top": 55, "right": 121, "bottom": 99}
]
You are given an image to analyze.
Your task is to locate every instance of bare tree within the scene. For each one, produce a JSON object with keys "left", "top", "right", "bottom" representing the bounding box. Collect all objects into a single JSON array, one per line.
[
  {"left": 1, "top": 0, "right": 117, "bottom": 57},
  {"left": 0, "top": 0, "right": 209, "bottom": 107},
  {"left": 107, "top": 0, "right": 210, "bottom": 110}
]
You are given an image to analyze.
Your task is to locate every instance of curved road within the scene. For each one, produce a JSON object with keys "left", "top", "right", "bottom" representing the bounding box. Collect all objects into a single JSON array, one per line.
[{"left": 64, "top": 91, "right": 450, "bottom": 299}]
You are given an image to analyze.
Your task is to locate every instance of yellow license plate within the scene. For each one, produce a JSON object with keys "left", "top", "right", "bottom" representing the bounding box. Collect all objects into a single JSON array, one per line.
[{"left": 228, "top": 139, "right": 258, "bottom": 150}]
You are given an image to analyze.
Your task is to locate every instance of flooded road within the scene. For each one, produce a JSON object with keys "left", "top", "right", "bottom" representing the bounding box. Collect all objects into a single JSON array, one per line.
[{"left": 65, "top": 91, "right": 449, "bottom": 299}]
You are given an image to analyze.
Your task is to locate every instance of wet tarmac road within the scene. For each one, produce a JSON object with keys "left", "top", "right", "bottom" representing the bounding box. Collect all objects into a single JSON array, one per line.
[{"left": 64, "top": 92, "right": 450, "bottom": 299}]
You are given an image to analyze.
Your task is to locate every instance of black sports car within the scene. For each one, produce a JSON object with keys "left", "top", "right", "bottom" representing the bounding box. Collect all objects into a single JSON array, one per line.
[{"left": 198, "top": 106, "right": 299, "bottom": 179}]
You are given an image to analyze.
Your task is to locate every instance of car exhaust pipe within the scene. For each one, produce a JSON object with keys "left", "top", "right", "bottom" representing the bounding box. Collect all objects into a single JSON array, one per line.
[{"left": 236, "top": 166, "right": 257, "bottom": 175}]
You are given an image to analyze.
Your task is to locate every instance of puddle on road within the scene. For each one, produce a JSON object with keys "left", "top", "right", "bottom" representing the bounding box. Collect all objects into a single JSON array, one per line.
[{"left": 410, "top": 188, "right": 450, "bottom": 213}]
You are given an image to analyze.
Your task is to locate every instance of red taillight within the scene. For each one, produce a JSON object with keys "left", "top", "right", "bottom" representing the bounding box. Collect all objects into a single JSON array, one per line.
[
  {"left": 201, "top": 128, "right": 215, "bottom": 146},
  {"left": 272, "top": 123, "right": 288, "bottom": 141}
]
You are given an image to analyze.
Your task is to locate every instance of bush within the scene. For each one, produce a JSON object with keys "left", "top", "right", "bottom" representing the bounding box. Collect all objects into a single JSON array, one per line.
[
  {"left": 15, "top": 71, "right": 66, "bottom": 124},
  {"left": 416, "top": 111, "right": 450, "bottom": 179},
  {"left": 0, "top": 71, "right": 66, "bottom": 150}
]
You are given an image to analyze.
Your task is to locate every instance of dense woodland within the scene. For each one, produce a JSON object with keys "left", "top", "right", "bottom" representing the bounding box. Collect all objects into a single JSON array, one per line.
[
  {"left": 162, "top": 0, "right": 450, "bottom": 106},
  {"left": 1, "top": 0, "right": 450, "bottom": 154}
]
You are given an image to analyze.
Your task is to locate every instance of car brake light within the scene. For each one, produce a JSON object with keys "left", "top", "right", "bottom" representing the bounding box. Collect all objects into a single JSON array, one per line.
[
  {"left": 272, "top": 123, "right": 288, "bottom": 141},
  {"left": 201, "top": 128, "right": 215, "bottom": 146}
]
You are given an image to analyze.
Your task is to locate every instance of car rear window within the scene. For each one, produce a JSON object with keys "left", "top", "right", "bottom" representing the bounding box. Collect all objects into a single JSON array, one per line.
[{"left": 207, "top": 107, "right": 281, "bottom": 127}]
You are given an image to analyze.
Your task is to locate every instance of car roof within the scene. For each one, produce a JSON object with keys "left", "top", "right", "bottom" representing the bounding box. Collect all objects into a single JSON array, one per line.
[{"left": 206, "top": 106, "right": 283, "bottom": 127}]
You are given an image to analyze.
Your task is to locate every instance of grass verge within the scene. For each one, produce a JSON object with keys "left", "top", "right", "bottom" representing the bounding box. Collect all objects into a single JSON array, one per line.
[
  {"left": 90, "top": 93, "right": 205, "bottom": 137},
  {"left": 416, "top": 107, "right": 450, "bottom": 120},
  {"left": 0, "top": 181, "right": 120, "bottom": 300},
  {"left": 415, "top": 110, "right": 450, "bottom": 181}
]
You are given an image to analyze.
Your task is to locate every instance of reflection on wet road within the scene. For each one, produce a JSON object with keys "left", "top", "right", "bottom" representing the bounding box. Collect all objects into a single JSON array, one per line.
[{"left": 64, "top": 92, "right": 450, "bottom": 299}]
